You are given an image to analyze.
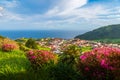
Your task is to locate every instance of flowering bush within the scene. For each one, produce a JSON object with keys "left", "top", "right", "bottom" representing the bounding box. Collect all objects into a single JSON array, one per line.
[
  {"left": 26, "top": 50, "right": 57, "bottom": 69},
  {"left": 0, "top": 38, "right": 19, "bottom": 51},
  {"left": 77, "top": 47, "right": 120, "bottom": 80},
  {"left": 2, "top": 44, "right": 19, "bottom": 52}
]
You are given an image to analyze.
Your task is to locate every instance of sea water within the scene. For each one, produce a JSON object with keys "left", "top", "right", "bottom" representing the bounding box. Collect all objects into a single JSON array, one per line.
[{"left": 0, "top": 30, "right": 85, "bottom": 39}]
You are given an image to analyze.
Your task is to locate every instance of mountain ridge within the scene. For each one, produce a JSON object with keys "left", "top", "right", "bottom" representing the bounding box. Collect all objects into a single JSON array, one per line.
[{"left": 75, "top": 24, "right": 120, "bottom": 40}]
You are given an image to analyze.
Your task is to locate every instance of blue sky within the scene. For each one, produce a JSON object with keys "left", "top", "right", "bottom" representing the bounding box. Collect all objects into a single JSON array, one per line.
[{"left": 0, "top": 0, "right": 120, "bottom": 30}]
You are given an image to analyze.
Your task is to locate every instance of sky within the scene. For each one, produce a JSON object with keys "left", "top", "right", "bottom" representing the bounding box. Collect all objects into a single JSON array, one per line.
[{"left": 0, "top": 0, "right": 120, "bottom": 31}]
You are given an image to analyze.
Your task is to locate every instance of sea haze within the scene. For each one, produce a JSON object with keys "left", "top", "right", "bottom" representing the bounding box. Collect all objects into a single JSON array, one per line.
[{"left": 0, "top": 30, "right": 86, "bottom": 39}]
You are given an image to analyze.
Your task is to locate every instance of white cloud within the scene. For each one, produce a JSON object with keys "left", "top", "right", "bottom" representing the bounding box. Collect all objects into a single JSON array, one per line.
[
  {"left": 0, "top": 1, "right": 22, "bottom": 21},
  {"left": 0, "top": 7, "right": 3, "bottom": 11},
  {"left": 43, "top": 0, "right": 120, "bottom": 27},
  {"left": 26, "top": 3, "right": 120, "bottom": 30},
  {"left": 0, "top": 9, "right": 23, "bottom": 22},
  {"left": 5, "top": 12, "right": 23, "bottom": 20},
  {"left": 44, "top": 4, "right": 108, "bottom": 24},
  {"left": 46, "top": 0, "right": 88, "bottom": 16},
  {"left": 59, "top": 0, "right": 88, "bottom": 10},
  {"left": 0, "top": 6, "right": 4, "bottom": 16},
  {"left": 0, "top": 0, "right": 19, "bottom": 8}
]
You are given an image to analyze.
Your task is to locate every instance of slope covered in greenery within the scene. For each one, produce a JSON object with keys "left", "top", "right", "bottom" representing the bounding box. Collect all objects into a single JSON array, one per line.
[
  {"left": 75, "top": 24, "right": 120, "bottom": 40},
  {"left": 0, "top": 34, "right": 120, "bottom": 80}
]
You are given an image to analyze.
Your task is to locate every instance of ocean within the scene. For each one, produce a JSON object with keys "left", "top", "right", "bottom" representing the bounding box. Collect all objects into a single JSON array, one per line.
[{"left": 0, "top": 30, "right": 85, "bottom": 39}]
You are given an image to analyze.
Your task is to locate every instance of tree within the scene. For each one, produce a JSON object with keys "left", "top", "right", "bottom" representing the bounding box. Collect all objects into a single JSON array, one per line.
[{"left": 25, "top": 38, "right": 38, "bottom": 49}]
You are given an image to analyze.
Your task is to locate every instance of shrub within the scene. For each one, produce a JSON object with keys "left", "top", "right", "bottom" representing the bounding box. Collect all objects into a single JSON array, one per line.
[
  {"left": 26, "top": 50, "right": 57, "bottom": 70},
  {"left": 50, "top": 62, "right": 81, "bottom": 80},
  {"left": 60, "top": 45, "right": 81, "bottom": 65},
  {"left": 20, "top": 45, "right": 31, "bottom": 51},
  {"left": 25, "top": 38, "right": 38, "bottom": 49},
  {"left": 77, "top": 47, "right": 120, "bottom": 80},
  {"left": 2, "top": 44, "right": 19, "bottom": 52},
  {"left": 0, "top": 38, "right": 19, "bottom": 50}
]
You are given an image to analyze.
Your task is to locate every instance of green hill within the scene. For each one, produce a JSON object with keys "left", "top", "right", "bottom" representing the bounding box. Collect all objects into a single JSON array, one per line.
[{"left": 75, "top": 24, "right": 120, "bottom": 40}]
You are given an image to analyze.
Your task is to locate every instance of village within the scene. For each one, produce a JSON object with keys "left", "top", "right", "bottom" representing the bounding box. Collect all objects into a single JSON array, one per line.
[{"left": 36, "top": 38, "right": 120, "bottom": 53}]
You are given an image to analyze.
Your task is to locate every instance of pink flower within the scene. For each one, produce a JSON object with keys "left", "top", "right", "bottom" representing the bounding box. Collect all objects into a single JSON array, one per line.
[
  {"left": 26, "top": 50, "right": 56, "bottom": 68},
  {"left": 100, "top": 59, "right": 108, "bottom": 68},
  {"left": 80, "top": 55, "right": 87, "bottom": 61},
  {"left": 2, "top": 44, "right": 17, "bottom": 51},
  {"left": 28, "top": 50, "right": 34, "bottom": 55},
  {"left": 78, "top": 47, "right": 120, "bottom": 79},
  {"left": 31, "top": 56, "right": 36, "bottom": 59},
  {"left": 44, "top": 51, "right": 49, "bottom": 55}
]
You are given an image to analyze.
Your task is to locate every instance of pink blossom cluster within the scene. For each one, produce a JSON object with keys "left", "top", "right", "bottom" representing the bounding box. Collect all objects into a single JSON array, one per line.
[
  {"left": 78, "top": 47, "right": 120, "bottom": 79},
  {"left": 2, "top": 44, "right": 17, "bottom": 52},
  {"left": 26, "top": 50, "right": 57, "bottom": 68}
]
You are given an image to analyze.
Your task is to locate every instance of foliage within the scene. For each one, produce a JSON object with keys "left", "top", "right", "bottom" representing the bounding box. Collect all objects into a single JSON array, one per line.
[
  {"left": 80, "top": 46, "right": 92, "bottom": 53},
  {"left": 75, "top": 24, "right": 120, "bottom": 40},
  {"left": 50, "top": 62, "right": 81, "bottom": 80},
  {"left": 37, "top": 45, "right": 51, "bottom": 51},
  {"left": 26, "top": 50, "right": 58, "bottom": 70},
  {"left": 25, "top": 38, "right": 38, "bottom": 49},
  {"left": 15, "top": 38, "right": 28, "bottom": 43},
  {"left": 1, "top": 38, "right": 19, "bottom": 52},
  {"left": 95, "top": 39, "right": 120, "bottom": 44},
  {"left": 19, "top": 44, "right": 31, "bottom": 51},
  {"left": 77, "top": 47, "right": 120, "bottom": 80},
  {"left": 0, "top": 36, "right": 120, "bottom": 80},
  {"left": 0, "top": 50, "right": 55, "bottom": 80},
  {"left": 60, "top": 45, "right": 81, "bottom": 65},
  {"left": 0, "top": 38, "right": 19, "bottom": 50},
  {"left": 0, "top": 50, "right": 31, "bottom": 80},
  {"left": 2, "top": 44, "right": 18, "bottom": 52}
]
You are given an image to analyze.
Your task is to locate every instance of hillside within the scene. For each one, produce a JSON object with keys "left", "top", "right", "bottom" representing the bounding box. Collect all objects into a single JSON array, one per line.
[{"left": 75, "top": 24, "right": 120, "bottom": 40}]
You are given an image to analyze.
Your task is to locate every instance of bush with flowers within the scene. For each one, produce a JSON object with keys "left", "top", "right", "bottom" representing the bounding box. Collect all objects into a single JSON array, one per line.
[
  {"left": 2, "top": 43, "right": 19, "bottom": 52},
  {"left": 77, "top": 47, "right": 120, "bottom": 80},
  {"left": 0, "top": 38, "right": 19, "bottom": 51},
  {"left": 26, "top": 50, "right": 58, "bottom": 70}
]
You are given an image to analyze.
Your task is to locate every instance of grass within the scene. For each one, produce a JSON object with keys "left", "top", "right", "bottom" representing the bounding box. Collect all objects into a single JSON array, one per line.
[
  {"left": 80, "top": 46, "right": 92, "bottom": 53},
  {"left": 0, "top": 50, "right": 30, "bottom": 80},
  {"left": 37, "top": 46, "right": 51, "bottom": 51},
  {"left": 0, "top": 50, "right": 56, "bottom": 80},
  {"left": 0, "top": 50, "right": 30, "bottom": 72}
]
